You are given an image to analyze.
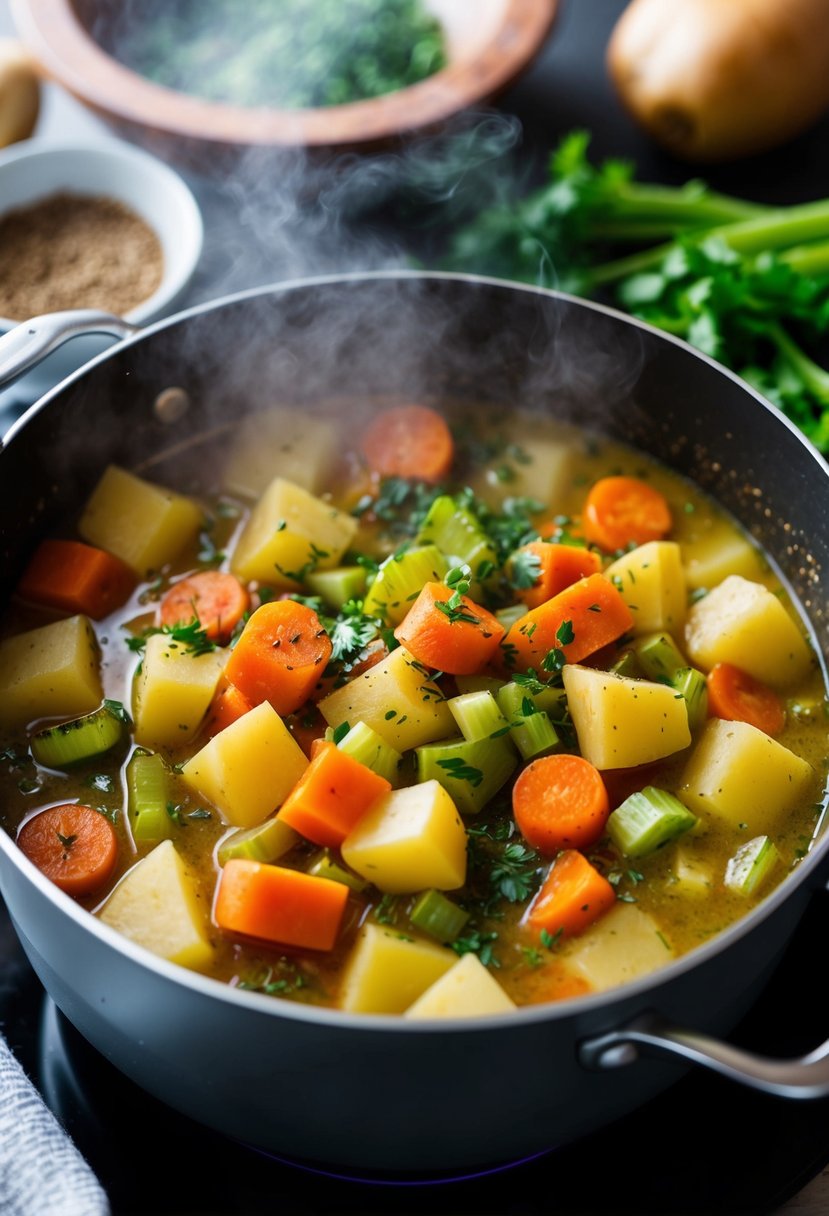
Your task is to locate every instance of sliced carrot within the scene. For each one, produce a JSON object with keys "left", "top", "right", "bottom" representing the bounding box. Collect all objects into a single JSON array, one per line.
[
  {"left": 520, "top": 961, "right": 592, "bottom": 1004},
  {"left": 525, "top": 849, "right": 616, "bottom": 940},
  {"left": 158, "top": 570, "right": 250, "bottom": 644},
  {"left": 203, "top": 681, "right": 253, "bottom": 739},
  {"left": 393, "top": 580, "right": 505, "bottom": 675},
  {"left": 499, "top": 572, "right": 634, "bottom": 674},
  {"left": 348, "top": 637, "right": 389, "bottom": 679},
  {"left": 513, "top": 541, "right": 603, "bottom": 610},
  {"left": 707, "top": 662, "right": 786, "bottom": 737},
  {"left": 582, "top": 476, "right": 672, "bottom": 553},
  {"left": 16, "top": 538, "right": 136, "bottom": 620},
  {"left": 512, "top": 753, "right": 611, "bottom": 854},
  {"left": 214, "top": 858, "right": 349, "bottom": 951},
  {"left": 359, "top": 404, "right": 454, "bottom": 484},
  {"left": 277, "top": 740, "right": 391, "bottom": 848},
  {"left": 17, "top": 803, "right": 118, "bottom": 899},
  {"left": 224, "top": 599, "right": 333, "bottom": 717}
]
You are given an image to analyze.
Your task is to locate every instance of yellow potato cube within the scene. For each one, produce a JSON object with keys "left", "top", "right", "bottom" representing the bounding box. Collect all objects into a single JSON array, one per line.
[
  {"left": 338, "top": 922, "right": 457, "bottom": 1014},
  {"left": 472, "top": 434, "right": 572, "bottom": 509},
  {"left": 221, "top": 405, "right": 338, "bottom": 499},
  {"left": 78, "top": 464, "right": 203, "bottom": 577},
  {"left": 403, "top": 952, "right": 516, "bottom": 1019},
  {"left": 132, "top": 634, "right": 227, "bottom": 749},
  {"left": 318, "top": 645, "right": 454, "bottom": 752},
  {"left": 180, "top": 700, "right": 308, "bottom": 829},
  {"left": 682, "top": 519, "right": 765, "bottom": 591},
  {"left": 562, "top": 663, "right": 691, "bottom": 770},
  {"left": 678, "top": 718, "right": 815, "bottom": 836},
  {"left": 665, "top": 842, "right": 715, "bottom": 899},
  {"left": 0, "top": 614, "right": 102, "bottom": 731},
  {"left": 98, "top": 840, "right": 214, "bottom": 972},
  {"left": 684, "top": 575, "right": 813, "bottom": 689},
  {"left": 341, "top": 780, "right": 467, "bottom": 894},
  {"left": 559, "top": 902, "right": 675, "bottom": 993},
  {"left": 230, "top": 477, "right": 358, "bottom": 587},
  {"left": 605, "top": 541, "right": 686, "bottom": 636}
]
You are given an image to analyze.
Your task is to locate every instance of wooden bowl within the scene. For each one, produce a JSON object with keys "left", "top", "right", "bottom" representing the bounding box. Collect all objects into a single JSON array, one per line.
[{"left": 11, "top": 0, "right": 559, "bottom": 170}]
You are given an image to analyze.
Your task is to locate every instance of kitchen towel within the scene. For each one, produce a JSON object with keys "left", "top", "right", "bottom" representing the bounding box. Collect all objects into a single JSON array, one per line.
[{"left": 0, "top": 1030, "right": 110, "bottom": 1216}]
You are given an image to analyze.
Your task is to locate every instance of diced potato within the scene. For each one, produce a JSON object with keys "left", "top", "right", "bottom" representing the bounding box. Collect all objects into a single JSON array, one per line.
[
  {"left": 682, "top": 518, "right": 765, "bottom": 591},
  {"left": 0, "top": 614, "right": 102, "bottom": 731},
  {"left": 678, "top": 718, "right": 814, "bottom": 836},
  {"left": 337, "top": 922, "right": 457, "bottom": 1014},
  {"left": 221, "top": 405, "right": 338, "bottom": 499},
  {"left": 341, "top": 780, "right": 467, "bottom": 893},
  {"left": 666, "top": 841, "right": 715, "bottom": 899},
  {"left": 558, "top": 902, "right": 675, "bottom": 993},
  {"left": 403, "top": 952, "right": 516, "bottom": 1019},
  {"left": 471, "top": 434, "right": 572, "bottom": 509},
  {"left": 229, "top": 477, "right": 358, "bottom": 587},
  {"left": 132, "top": 634, "right": 227, "bottom": 749},
  {"left": 318, "top": 644, "right": 454, "bottom": 752},
  {"left": 98, "top": 839, "right": 214, "bottom": 971},
  {"left": 684, "top": 575, "right": 813, "bottom": 689},
  {"left": 604, "top": 541, "right": 686, "bottom": 636},
  {"left": 181, "top": 701, "right": 308, "bottom": 829},
  {"left": 78, "top": 464, "right": 203, "bottom": 577},
  {"left": 562, "top": 663, "right": 691, "bottom": 769}
]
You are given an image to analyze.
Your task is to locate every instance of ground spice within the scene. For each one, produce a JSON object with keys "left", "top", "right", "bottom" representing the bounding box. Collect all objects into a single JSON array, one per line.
[{"left": 0, "top": 191, "right": 164, "bottom": 321}]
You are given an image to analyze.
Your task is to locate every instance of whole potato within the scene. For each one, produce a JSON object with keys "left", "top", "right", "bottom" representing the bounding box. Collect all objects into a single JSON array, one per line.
[{"left": 0, "top": 37, "right": 40, "bottom": 148}]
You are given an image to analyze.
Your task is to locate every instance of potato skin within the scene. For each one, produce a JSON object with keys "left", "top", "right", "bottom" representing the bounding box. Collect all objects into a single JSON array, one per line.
[
  {"left": 0, "top": 38, "right": 40, "bottom": 148},
  {"left": 607, "top": 0, "right": 829, "bottom": 162}
]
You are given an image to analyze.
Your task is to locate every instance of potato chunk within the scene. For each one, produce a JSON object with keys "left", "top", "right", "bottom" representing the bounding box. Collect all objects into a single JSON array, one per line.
[
  {"left": 678, "top": 718, "right": 814, "bottom": 835},
  {"left": 559, "top": 902, "right": 675, "bottom": 993},
  {"left": 562, "top": 663, "right": 691, "bottom": 769},
  {"left": 229, "top": 477, "right": 357, "bottom": 587},
  {"left": 341, "top": 780, "right": 467, "bottom": 893},
  {"left": 221, "top": 405, "right": 338, "bottom": 499},
  {"left": 337, "top": 922, "right": 457, "bottom": 1014},
  {"left": 98, "top": 840, "right": 214, "bottom": 971},
  {"left": 684, "top": 574, "right": 813, "bottom": 689},
  {"left": 403, "top": 952, "right": 516, "bottom": 1019},
  {"left": 78, "top": 464, "right": 203, "bottom": 577},
  {"left": 604, "top": 540, "right": 686, "bottom": 636},
  {"left": 682, "top": 520, "right": 765, "bottom": 591},
  {"left": 0, "top": 614, "right": 101, "bottom": 730},
  {"left": 181, "top": 701, "right": 308, "bottom": 829},
  {"left": 318, "top": 644, "right": 454, "bottom": 752},
  {"left": 132, "top": 634, "right": 226, "bottom": 749}
]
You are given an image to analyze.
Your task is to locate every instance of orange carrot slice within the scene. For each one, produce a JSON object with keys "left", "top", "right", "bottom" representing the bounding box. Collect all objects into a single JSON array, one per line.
[
  {"left": 16, "top": 538, "right": 136, "bottom": 620},
  {"left": 525, "top": 849, "right": 616, "bottom": 940},
  {"left": 394, "top": 580, "right": 505, "bottom": 675},
  {"left": 158, "top": 570, "right": 250, "bottom": 644},
  {"left": 513, "top": 541, "right": 602, "bottom": 610},
  {"left": 224, "top": 599, "right": 333, "bottom": 717},
  {"left": 17, "top": 803, "right": 118, "bottom": 899},
  {"left": 582, "top": 476, "right": 672, "bottom": 552},
  {"left": 203, "top": 681, "right": 254, "bottom": 739},
  {"left": 277, "top": 740, "right": 391, "bottom": 848},
  {"left": 359, "top": 404, "right": 454, "bottom": 484},
  {"left": 707, "top": 662, "right": 786, "bottom": 737},
  {"left": 512, "top": 753, "right": 611, "bottom": 853},
  {"left": 214, "top": 859, "right": 349, "bottom": 951}
]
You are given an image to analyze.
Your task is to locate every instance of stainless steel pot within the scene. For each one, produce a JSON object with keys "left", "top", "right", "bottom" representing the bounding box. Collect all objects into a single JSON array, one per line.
[{"left": 1, "top": 271, "right": 828, "bottom": 1174}]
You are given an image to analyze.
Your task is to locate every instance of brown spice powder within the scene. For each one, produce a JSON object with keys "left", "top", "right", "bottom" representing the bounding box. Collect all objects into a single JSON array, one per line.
[{"left": 0, "top": 191, "right": 164, "bottom": 321}]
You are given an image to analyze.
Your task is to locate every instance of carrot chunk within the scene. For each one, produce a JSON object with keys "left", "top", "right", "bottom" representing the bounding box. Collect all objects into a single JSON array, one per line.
[
  {"left": 512, "top": 753, "right": 611, "bottom": 854},
  {"left": 393, "top": 580, "right": 505, "bottom": 675},
  {"left": 203, "top": 681, "right": 254, "bottom": 739},
  {"left": 359, "top": 404, "right": 454, "bottom": 484},
  {"left": 214, "top": 858, "right": 349, "bottom": 951},
  {"left": 707, "top": 661, "right": 786, "bottom": 737},
  {"left": 500, "top": 572, "right": 634, "bottom": 674},
  {"left": 16, "top": 538, "right": 136, "bottom": 619},
  {"left": 525, "top": 849, "right": 616, "bottom": 940},
  {"left": 158, "top": 570, "right": 250, "bottom": 644},
  {"left": 224, "top": 599, "right": 333, "bottom": 717},
  {"left": 277, "top": 740, "right": 391, "bottom": 848},
  {"left": 17, "top": 803, "right": 118, "bottom": 899},
  {"left": 582, "top": 476, "right": 672, "bottom": 552},
  {"left": 513, "top": 541, "right": 602, "bottom": 610}
]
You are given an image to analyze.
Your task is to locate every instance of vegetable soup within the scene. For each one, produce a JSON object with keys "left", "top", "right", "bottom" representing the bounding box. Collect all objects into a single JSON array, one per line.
[{"left": 1, "top": 401, "right": 826, "bottom": 1017}]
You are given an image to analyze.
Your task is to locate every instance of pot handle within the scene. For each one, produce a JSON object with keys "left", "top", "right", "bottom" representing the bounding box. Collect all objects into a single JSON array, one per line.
[
  {"left": 0, "top": 310, "right": 141, "bottom": 388},
  {"left": 579, "top": 1011, "right": 829, "bottom": 1098}
]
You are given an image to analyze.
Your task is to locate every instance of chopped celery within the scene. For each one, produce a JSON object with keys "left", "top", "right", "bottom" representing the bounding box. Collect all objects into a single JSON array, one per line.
[
  {"left": 415, "top": 495, "right": 497, "bottom": 590},
  {"left": 362, "top": 543, "right": 447, "bottom": 625},
  {"left": 724, "top": 835, "right": 781, "bottom": 897},
  {"left": 607, "top": 786, "right": 697, "bottom": 858},
  {"left": 610, "top": 648, "right": 643, "bottom": 679},
  {"left": 633, "top": 631, "right": 685, "bottom": 681},
  {"left": 336, "top": 720, "right": 403, "bottom": 785},
  {"left": 308, "top": 849, "right": 368, "bottom": 892},
  {"left": 448, "top": 689, "right": 512, "bottom": 744},
  {"left": 496, "top": 679, "right": 564, "bottom": 758},
  {"left": 673, "top": 666, "right": 708, "bottom": 731},
  {"left": 217, "top": 815, "right": 299, "bottom": 865},
  {"left": 31, "top": 704, "right": 124, "bottom": 769},
  {"left": 127, "top": 750, "right": 173, "bottom": 843},
  {"left": 306, "top": 565, "right": 367, "bottom": 609},
  {"left": 409, "top": 888, "right": 470, "bottom": 942},
  {"left": 497, "top": 679, "right": 564, "bottom": 719},
  {"left": 416, "top": 734, "right": 517, "bottom": 815}
]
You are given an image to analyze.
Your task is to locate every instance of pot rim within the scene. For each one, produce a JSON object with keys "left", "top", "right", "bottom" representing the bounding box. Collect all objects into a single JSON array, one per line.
[{"left": 1, "top": 268, "right": 828, "bottom": 1033}]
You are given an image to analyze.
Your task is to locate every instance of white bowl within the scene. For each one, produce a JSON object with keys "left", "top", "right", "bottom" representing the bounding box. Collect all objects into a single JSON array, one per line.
[{"left": 0, "top": 137, "right": 203, "bottom": 407}]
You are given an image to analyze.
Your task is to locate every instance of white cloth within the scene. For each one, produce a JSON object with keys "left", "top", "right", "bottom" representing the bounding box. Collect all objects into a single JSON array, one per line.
[{"left": 0, "top": 1030, "right": 110, "bottom": 1216}]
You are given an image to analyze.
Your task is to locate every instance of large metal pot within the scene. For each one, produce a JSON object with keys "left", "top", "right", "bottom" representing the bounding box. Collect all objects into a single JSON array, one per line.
[{"left": 1, "top": 271, "right": 828, "bottom": 1174}]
